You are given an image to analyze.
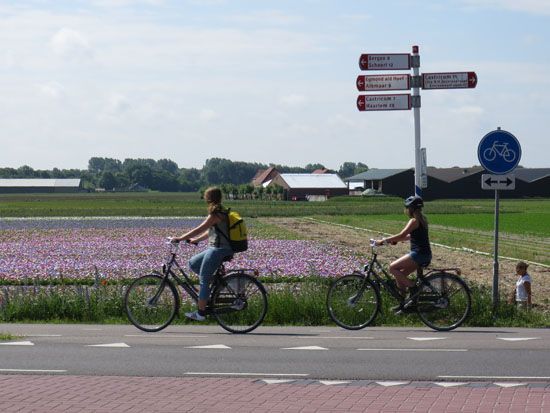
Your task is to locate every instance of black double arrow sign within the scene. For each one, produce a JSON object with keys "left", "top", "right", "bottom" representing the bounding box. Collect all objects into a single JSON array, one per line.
[{"left": 484, "top": 176, "right": 514, "bottom": 187}]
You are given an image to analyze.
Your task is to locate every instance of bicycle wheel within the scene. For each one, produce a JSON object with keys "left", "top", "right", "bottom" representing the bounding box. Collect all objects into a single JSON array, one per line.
[
  {"left": 327, "top": 273, "right": 380, "bottom": 330},
  {"left": 125, "top": 273, "right": 179, "bottom": 332},
  {"left": 416, "top": 272, "right": 471, "bottom": 331},
  {"left": 211, "top": 272, "right": 268, "bottom": 334}
]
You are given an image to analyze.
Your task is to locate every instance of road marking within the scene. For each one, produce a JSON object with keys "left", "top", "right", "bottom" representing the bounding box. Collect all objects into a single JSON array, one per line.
[
  {"left": 125, "top": 334, "right": 208, "bottom": 338},
  {"left": 494, "top": 382, "right": 527, "bottom": 388},
  {"left": 497, "top": 337, "right": 540, "bottom": 342},
  {"left": 186, "top": 344, "right": 231, "bottom": 349},
  {"left": 439, "top": 375, "right": 550, "bottom": 380},
  {"left": 407, "top": 337, "right": 447, "bottom": 341},
  {"left": 87, "top": 343, "right": 130, "bottom": 348},
  {"left": 319, "top": 380, "right": 350, "bottom": 386},
  {"left": 185, "top": 372, "right": 309, "bottom": 377},
  {"left": 282, "top": 346, "right": 328, "bottom": 350},
  {"left": 358, "top": 348, "right": 467, "bottom": 352},
  {"left": 0, "top": 369, "right": 67, "bottom": 373},
  {"left": 299, "top": 336, "right": 374, "bottom": 340},
  {"left": 376, "top": 381, "right": 409, "bottom": 387},
  {"left": 0, "top": 341, "right": 34, "bottom": 346},
  {"left": 24, "top": 334, "right": 62, "bottom": 337},
  {"left": 82, "top": 328, "right": 103, "bottom": 331},
  {"left": 434, "top": 382, "right": 468, "bottom": 387},
  {"left": 262, "top": 379, "right": 295, "bottom": 384}
]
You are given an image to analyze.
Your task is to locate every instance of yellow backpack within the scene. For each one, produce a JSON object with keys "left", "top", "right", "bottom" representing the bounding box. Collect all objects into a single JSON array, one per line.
[{"left": 217, "top": 208, "right": 248, "bottom": 253}]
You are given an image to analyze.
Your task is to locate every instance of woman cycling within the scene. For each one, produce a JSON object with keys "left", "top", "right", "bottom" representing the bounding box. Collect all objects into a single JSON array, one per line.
[
  {"left": 375, "top": 195, "right": 432, "bottom": 310},
  {"left": 170, "top": 187, "right": 233, "bottom": 321}
]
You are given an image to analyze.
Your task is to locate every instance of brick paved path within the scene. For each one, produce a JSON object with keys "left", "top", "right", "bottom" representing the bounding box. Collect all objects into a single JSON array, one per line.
[{"left": 1, "top": 375, "right": 549, "bottom": 412}]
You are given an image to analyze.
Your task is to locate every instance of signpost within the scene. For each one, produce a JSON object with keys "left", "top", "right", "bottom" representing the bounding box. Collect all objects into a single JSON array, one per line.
[
  {"left": 356, "top": 46, "right": 477, "bottom": 196},
  {"left": 422, "top": 72, "right": 477, "bottom": 89},
  {"left": 479, "top": 127, "right": 521, "bottom": 313},
  {"left": 356, "top": 94, "right": 411, "bottom": 111},
  {"left": 359, "top": 54, "right": 411, "bottom": 70},
  {"left": 356, "top": 74, "right": 410, "bottom": 91}
]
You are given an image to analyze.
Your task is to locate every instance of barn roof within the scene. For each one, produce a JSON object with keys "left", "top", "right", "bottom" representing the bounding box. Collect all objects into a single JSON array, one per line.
[
  {"left": 278, "top": 174, "right": 346, "bottom": 189},
  {"left": 345, "top": 169, "right": 409, "bottom": 181},
  {"left": 0, "top": 179, "right": 81, "bottom": 187}
]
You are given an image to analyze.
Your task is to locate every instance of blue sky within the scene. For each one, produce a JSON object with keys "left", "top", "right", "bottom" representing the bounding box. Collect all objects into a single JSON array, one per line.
[{"left": 1, "top": 0, "right": 549, "bottom": 170}]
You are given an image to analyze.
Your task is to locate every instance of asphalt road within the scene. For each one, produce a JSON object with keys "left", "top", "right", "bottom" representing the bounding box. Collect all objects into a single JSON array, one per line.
[{"left": 1, "top": 324, "right": 549, "bottom": 382}]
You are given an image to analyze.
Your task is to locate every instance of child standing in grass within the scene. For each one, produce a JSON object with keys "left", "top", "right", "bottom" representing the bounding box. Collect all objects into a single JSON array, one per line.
[{"left": 508, "top": 261, "right": 532, "bottom": 309}]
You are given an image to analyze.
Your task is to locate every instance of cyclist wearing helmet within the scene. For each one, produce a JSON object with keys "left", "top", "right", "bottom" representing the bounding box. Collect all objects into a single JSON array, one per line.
[{"left": 375, "top": 195, "right": 432, "bottom": 306}]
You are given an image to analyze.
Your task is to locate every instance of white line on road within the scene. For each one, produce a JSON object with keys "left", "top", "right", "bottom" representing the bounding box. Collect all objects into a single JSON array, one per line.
[
  {"left": 185, "top": 372, "right": 309, "bottom": 377},
  {"left": 434, "top": 382, "right": 468, "bottom": 387},
  {"left": 185, "top": 344, "right": 231, "bottom": 349},
  {"left": 124, "top": 335, "right": 208, "bottom": 338},
  {"left": 262, "top": 379, "right": 295, "bottom": 384},
  {"left": 358, "top": 348, "right": 467, "bottom": 352},
  {"left": 494, "top": 382, "right": 527, "bottom": 388},
  {"left": 376, "top": 381, "right": 410, "bottom": 387},
  {"left": 0, "top": 369, "right": 67, "bottom": 373},
  {"left": 0, "top": 341, "right": 34, "bottom": 346},
  {"left": 87, "top": 343, "right": 130, "bottom": 348},
  {"left": 439, "top": 375, "right": 550, "bottom": 380},
  {"left": 282, "top": 346, "right": 328, "bottom": 350},
  {"left": 23, "top": 334, "right": 62, "bottom": 337},
  {"left": 298, "top": 336, "right": 374, "bottom": 340},
  {"left": 319, "top": 380, "right": 351, "bottom": 386},
  {"left": 497, "top": 337, "right": 540, "bottom": 342},
  {"left": 407, "top": 337, "right": 447, "bottom": 341}
]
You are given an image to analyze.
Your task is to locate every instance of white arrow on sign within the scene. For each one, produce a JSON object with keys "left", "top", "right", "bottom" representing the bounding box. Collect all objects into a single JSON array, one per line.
[{"left": 481, "top": 174, "right": 515, "bottom": 190}]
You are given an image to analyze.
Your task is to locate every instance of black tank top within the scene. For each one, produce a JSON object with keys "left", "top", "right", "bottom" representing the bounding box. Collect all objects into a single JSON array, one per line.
[{"left": 410, "top": 221, "right": 431, "bottom": 255}]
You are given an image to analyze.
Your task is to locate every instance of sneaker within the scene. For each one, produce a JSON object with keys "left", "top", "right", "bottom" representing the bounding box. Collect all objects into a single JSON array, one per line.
[{"left": 185, "top": 310, "right": 206, "bottom": 321}]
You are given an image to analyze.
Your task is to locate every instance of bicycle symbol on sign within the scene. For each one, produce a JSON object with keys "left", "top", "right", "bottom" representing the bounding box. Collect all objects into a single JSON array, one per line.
[{"left": 482, "top": 141, "right": 517, "bottom": 163}]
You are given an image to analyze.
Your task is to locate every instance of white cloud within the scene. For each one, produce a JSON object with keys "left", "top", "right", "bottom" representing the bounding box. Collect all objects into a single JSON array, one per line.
[
  {"left": 279, "top": 94, "right": 307, "bottom": 107},
  {"left": 50, "top": 28, "right": 93, "bottom": 58},
  {"left": 458, "top": 0, "right": 550, "bottom": 15},
  {"left": 225, "top": 10, "right": 303, "bottom": 26},
  {"left": 104, "top": 93, "right": 132, "bottom": 117},
  {"left": 199, "top": 109, "right": 218, "bottom": 121},
  {"left": 38, "top": 81, "right": 65, "bottom": 99}
]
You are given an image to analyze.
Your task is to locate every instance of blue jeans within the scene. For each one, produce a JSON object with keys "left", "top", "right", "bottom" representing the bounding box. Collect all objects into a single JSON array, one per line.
[
  {"left": 409, "top": 250, "right": 432, "bottom": 267},
  {"left": 189, "top": 247, "right": 234, "bottom": 300}
]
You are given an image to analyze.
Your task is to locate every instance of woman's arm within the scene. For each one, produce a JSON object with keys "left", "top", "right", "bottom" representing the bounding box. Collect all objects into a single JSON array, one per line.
[
  {"left": 171, "top": 213, "right": 223, "bottom": 243},
  {"left": 376, "top": 218, "right": 418, "bottom": 246}
]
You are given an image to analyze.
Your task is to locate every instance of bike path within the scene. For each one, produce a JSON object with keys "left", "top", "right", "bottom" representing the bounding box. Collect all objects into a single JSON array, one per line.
[{"left": 0, "top": 374, "right": 548, "bottom": 412}]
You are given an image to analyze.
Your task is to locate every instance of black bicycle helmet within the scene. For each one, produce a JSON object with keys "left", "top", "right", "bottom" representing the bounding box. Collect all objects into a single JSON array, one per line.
[{"left": 404, "top": 195, "right": 424, "bottom": 209}]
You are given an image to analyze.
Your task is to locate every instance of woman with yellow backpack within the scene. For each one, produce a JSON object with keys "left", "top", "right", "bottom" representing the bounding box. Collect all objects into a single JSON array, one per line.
[{"left": 170, "top": 186, "right": 247, "bottom": 321}]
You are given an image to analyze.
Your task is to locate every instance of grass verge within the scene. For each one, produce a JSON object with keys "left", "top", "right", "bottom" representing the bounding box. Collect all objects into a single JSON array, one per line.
[{"left": 1, "top": 279, "right": 549, "bottom": 328}]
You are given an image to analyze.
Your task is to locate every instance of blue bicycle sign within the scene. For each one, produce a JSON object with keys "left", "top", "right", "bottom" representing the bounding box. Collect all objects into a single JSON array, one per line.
[{"left": 478, "top": 129, "right": 521, "bottom": 174}]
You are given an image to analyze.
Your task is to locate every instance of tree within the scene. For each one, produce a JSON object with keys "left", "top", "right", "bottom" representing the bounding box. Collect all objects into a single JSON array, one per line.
[
  {"left": 338, "top": 162, "right": 368, "bottom": 178},
  {"left": 99, "top": 171, "right": 117, "bottom": 190}
]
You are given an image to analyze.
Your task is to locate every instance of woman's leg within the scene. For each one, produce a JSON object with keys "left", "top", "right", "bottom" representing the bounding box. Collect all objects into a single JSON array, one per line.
[
  {"left": 196, "top": 247, "right": 233, "bottom": 311},
  {"left": 389, "top": 254, "right": 418, "bottom": 294}
]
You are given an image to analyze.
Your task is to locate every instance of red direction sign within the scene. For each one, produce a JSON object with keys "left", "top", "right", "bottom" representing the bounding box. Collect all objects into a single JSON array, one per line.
[
  {"left": 359, "top": 54, "right": 411, "bottom": 71},
  {"left": 422, "top": 72, "right": 477, "bottom": 89},
  {"left": 356, "top": 74, "right": 410, "bottom": 91},
  {"left": 357, "top": 94, "right": 412, "bottom": 111}
]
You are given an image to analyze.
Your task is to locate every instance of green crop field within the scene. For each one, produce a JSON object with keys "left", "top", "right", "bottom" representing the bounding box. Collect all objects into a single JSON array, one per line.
[{"left": 1, "top": 192, "right": 549, "bottom": 265}]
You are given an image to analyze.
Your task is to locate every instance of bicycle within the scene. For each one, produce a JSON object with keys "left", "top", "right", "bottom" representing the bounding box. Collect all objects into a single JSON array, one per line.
[
  {"left": 124, "top": 241, "right": 268, "bottom": 334},
  {"left": 326, "top": 240, "right": 471, "bottom": 331},
  {"left": 483, "top": 141, "right": 516, "bottom": 163}
]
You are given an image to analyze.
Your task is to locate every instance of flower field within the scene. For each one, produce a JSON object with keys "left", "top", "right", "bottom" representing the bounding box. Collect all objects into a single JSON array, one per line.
[{"left": 0, "top": 218, "right": 361, "bottom": 283}]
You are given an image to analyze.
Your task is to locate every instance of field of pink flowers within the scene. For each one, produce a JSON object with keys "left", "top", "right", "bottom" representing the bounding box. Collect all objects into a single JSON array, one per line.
[{"left": 0, "top": 218, "right": 361, "bottom": 283}]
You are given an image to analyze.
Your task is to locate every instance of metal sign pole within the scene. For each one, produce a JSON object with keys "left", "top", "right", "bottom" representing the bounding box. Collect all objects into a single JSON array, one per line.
[
  {"left": 411, "top": 45, "right": 422, "bottom": 197},
  {"left": 493, "top": 189, "right": 500, "bottom": 312}
]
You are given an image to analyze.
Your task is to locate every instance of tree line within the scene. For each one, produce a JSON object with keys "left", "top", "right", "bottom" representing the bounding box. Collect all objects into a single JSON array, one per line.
[{"left": 0, "top": 158, "right": 368, "bottom": 192}]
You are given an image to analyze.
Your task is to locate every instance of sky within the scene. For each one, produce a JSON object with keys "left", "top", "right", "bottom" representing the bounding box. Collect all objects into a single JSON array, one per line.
[{"left": 1, "top": 0, "right": 549, "bottom": 171}]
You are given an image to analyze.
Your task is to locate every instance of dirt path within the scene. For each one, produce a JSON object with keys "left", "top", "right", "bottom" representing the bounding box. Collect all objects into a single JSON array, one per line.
[{"left": 265, "top": 217, "right": 550, "bottom": 309}]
